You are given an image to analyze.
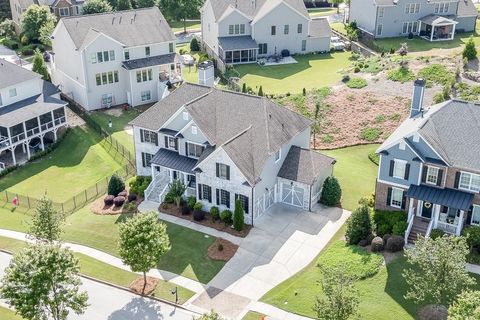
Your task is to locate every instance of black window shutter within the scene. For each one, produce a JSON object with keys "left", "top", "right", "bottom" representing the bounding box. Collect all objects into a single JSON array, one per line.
[
  {"left": 226, "top": 166, "right": 230, "bottom": 180},
  {"left": 216, "top": 163, "right": 220, "bottom": 178},
  {"left": 174, "top": 138, "right": 178, "bottom": 151},
  {"left": 235, "top": 193, "right": 238, "bottom": 201},
  {"left": 245, "top": 196, "right": 249, "bottom": 213},
  {"left": 226, "top": 191, "right": 230, "bottom": 208},
  {"left": 401, "top": 190, "right": 406, "bottom": 209},
  {"left": 454, "top": 172, "right": 461, "bottom": 189},
  {"left": 141, "top": 153, "right": 146, "bottom": 167},
  {"left": 437, "top": 169, "right": 443, "bottom": 187},
  {"left": 164, "top": 136, "right": 168, "bottom": 148},
  {"left": 153, "top": 132, "right": 158, "bottom": 146},
  {"left": 389, "top": 160, "right": 394, "bottom": 177},
  {"left": 216, "top": 189, "right": 219, "bottom": 205},
  {"left": 198, "top": 184, "right": 202, "bottom": 200},
  {"left": 404, "top": 163, "right": 410, "bottom": 180},
  {"left": 185, "top": 142, "right": 188, "bottom": 156},
  {"left": 208, "top": 186, "right": 212, "bottom": 203},
  {"left": 386, "top": 187, "right": 392, "bottom": 206},
  {"left": 140, "top": 129, "right": 144, "bottom": 142},
  {"left": 421, "top": 166, "right": 428, "bottom": 183}
]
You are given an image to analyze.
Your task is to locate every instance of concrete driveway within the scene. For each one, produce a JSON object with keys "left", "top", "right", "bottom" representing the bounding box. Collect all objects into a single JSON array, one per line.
[
  {"left": 190, "top": 203, "right": 349, "bottom": 317},
  {"left": 0, "top": 252, "right": 197, "bottom": 320}
]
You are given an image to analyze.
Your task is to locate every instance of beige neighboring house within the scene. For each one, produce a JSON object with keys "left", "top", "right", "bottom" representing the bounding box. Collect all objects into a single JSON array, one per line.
[{"left": 9, "top": 0, "right": 84, "bottom": 32}]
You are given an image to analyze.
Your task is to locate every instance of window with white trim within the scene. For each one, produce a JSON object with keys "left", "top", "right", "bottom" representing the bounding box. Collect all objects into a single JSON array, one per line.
[
  {"left": 141, "top": 90, "right": 151, "bottom": 101},
  {"left": 459, "top": 172, "right": 480, "bottom": 192},
  {"left": 402, "top": 21, "right": 419, "bottom": 34},
  {"left": 145, "top": 46, "right": 150, "bottom": 57},
  {"left": 136, "top": 69, "right": 153, "bottom": 83},
  {"left": 426, "top": 166, "right": 439, "bottom": 185},
  {"left": 101, "top": 93, "right": 113, "bottom": 106},
  {"left": 220, "top": 189, "right": 230, "bottom": 207},
  {"left": 393, "top": 159, "right": 407, "bottom": 179},
  {"left": 95, "top": 71, "right": 119, "bottom": 86},
  {"left": 405, "top": 3, "right": 420, "bottom": 14},
  {"left": 95, "top": 50, "right": 115, "bottom": 63},
  {"left": 236, "top": 194, "right": 249, "bottom": 214},
  {"left": 378, "top": 7, "right": 385, "bottom": 18},
  {"left": 471, "top": 205, "right": 480, "bottom": 225},
  {"left": 228, "top": 24, "right": 246, "bottom": 35},
  {"left": 167, "top": 136, "right": 177, "bottom": 149},
  {"left": 142, "top": 152, "right": 153, "bottom": 167},
  {"left": 434, "top": 2, "right": 449, "bottom": 13},
  {"left": 284, "top": 24, "right": 289, "bottom": 35},
  {"left": 58, "top": 7, "right": 69, "bottom": 16},
  {"left": 391, "top": 187, "right": 403, "bottom": 208},
  {"left": 186, "top": 142, "right": 204, "bottom": 158},
  {"left": 218, "top": 163, "right": 229, "bottom": 180},
  {"left": 301, "top": 40, "right": 306, "bottom": 51},
  {"left": 182, "top": 112, "right": 188, "bottom": 120},
  {"left": 191, "top": 126, "right": 198, "bottom": 134},
  {"left": 141, "top": 130, "right": 158, "bottom": 144},
  {"left": 9, "top": 88, "right": 17, "bottom": 97},
  {"left": 376, "top": 24, "right": 383, "bottom": 36},
  {"left": 297, "top": 23, "right": 303, "bottom": 33},
  {"left": 124, "top": 50, "right": 130, "bottom": 60},
  {"left": 275, "top": 149, "right": 281, "bottom": 163}
]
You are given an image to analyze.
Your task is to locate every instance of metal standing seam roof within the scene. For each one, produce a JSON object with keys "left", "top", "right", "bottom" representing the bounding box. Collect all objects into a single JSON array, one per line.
[
  {"left": 218, "top": 36, "right": 258, "bottom": 51},
  {"left": 151, "top": 148, "right": 198, "bottom": 173},
  {"left": 122, "top": 53, "right": 178, "bottom": 70},
  {"left": 407, "top": 184, "right": 474, "bottom": 211}
]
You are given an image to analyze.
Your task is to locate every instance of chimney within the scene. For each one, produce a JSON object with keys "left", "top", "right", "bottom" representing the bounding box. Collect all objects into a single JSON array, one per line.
[
  {"left": 410, "top": 78, "right": 425, "bottom": 118},
  {"left": 198, "top": 60, "right": 215, "bottom": 87}
]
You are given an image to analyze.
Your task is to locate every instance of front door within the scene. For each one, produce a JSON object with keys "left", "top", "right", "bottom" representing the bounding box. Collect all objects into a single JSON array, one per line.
[{"left": 421, "top": 201, "right": 433, "bottom": 219}]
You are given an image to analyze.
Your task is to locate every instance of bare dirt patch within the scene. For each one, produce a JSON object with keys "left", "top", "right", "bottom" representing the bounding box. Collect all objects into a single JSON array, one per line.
[
  {"left": 208, "top": 238, "right": 238, "bottom": 261},
  {"left": 103, "top": 108, "right": 124, "bottom": 117},
  {"left": 129, "top": 276, "right": 158, "bottom": 296}
]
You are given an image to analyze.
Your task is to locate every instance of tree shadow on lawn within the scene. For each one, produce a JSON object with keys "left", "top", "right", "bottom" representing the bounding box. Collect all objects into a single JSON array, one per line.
[
  {"left": 0, "top": 126, "right": 103, "bottom": 192},
  {"left": 235, "top": 53, "right": 340, "bottom": 80},
  {"left": 384, "top": 256, "right": 418, "bottom": 318}
]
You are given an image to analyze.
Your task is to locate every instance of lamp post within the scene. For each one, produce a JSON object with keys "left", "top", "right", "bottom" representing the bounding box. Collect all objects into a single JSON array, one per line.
[{"left": 171, "top": 286, "right": 178, "bottom": 305}]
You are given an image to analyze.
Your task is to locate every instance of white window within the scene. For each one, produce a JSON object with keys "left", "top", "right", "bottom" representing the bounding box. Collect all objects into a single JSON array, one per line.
[
  {"left": 220, "top": 189, "right": 230, "bottom": 207},
  {"left": 141, "top": 130, "right": 157, "bottom": 144},
  {"left": 275, "top": 149, "right": 281, "bottom": 163},
  {"left": 426, "top": 166, "right": 439, "bottom": 185},
  {"left": 182, "top": 111, "right": 188, "bottom": 121},
  {"left": 141, "top": 90, "right": 151, "bottom": 101},
  {"left": 145, "top": 46, "right": 150, "bottom": 57},
  {"left": 459, "top": 172, "right": 480, "bottom": 192},
  {"left": 142, "top": 152, "right": 153, "bottom": 167},
  {"left": 378, "top": 7, "right": 385, "bottom": 18},
  {"left": 301, "top": 40, "right": 306, "bottom": 51},
  {"left": 393, "top": 159, "right": 407, "bottom": 179},
  {"left": 471, "top": 205, "right": 480, "bottom": 225},
  {"left": 9, "top": 88, "right": 17, "bottom": 97},
  {"left": 390, "top": 187, "right": 404, "bottom": 208},
  {"left": 435, "top": 2, "right": 449, "bottom": 13},
  {"left": 167, "top": 136, "right": 177, "bottom": 149},
  {"left": 377, "top": 24, "right": 383, "bottom": 36},
  {"left": 405, "top": 3, "right": 419, "bottom": 14},
  {"left": 136, "top": 69, "right": 153, "bottom": 83},
  {"left": 101, "top": 93, "right": 113, "bottom": 106},
  {"left": 187, "top": 142, "right": 204, "bottom": 158},
  {"left": 402, "top": 21, "right": 419, "bottom": 34},
  {"left": 73, "top": 5, "right": 80, "bottom": 15},
  {"left": 284, "top": 24, "right": 289, "bottom": 35},
  {"left": 229, "top": 24, "right": 234, "bottom": 35},
  {"left": 58, "top": 7, "right": 69, "bottom": 16},
  {"left": 95, "top": 70, "right": 119, "bottom": 85},
  {"left": 90, "top": 53, "right": 97, "bottom": 64},
  {"left": 124, "top": 50, "right": 130, "bottom": 60},
  {"left": 109, "top": 50, "right": 115, "bottom": 61},
  {"left": 191, "top": 126, "right": 197, "bottom": 135},
  {"left": 218, "top": 163, "right": 229, "bottom": 179}
]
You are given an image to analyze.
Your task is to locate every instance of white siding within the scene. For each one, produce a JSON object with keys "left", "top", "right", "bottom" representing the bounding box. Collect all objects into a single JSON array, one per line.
[
  {"left": 201, "top": 0, "right": 220, "bottom": 56},
  {"left": 133, "top": 126, "right": 160, "bottom": 176},
  {"left": 0, "top": 78, "right": 42, "bottom": 107},
  {"left": 349, "top": 0, "right": 377, "bottom": 35},
  {"left": 218, "top": 10, "right": 252, "bottom": 37}
]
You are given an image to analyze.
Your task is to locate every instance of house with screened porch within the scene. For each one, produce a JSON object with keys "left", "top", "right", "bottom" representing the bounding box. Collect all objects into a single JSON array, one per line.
[
  {"left": 375, "top": 79, "right": 480, "bottom": 244},
  {"left": 0, "top": 60, "right": 68, "bottom": 172}
]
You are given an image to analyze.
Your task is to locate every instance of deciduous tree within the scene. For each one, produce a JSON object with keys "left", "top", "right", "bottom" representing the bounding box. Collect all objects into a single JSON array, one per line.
[
  {"left": 118, "top": 212, "right": 171, "bottom": 294},
  {"left": 0, "top": 244, "right": 88, "bottom": 320},
  {"left": 137, "top": 0, "right": 156, "bottom": 8},
  {"left": 82, "top": 0, "right": 113, "bottom": 14},
  {"left": 32, "top": 49, "right": 50, "bottom": 81},
  {"left": 21, "top": 5, "right": 56, "bottom": 42},
  {"left": 158, "top": 0, "right": 203, "bottom": 33},
  {"left": 448, "top": 290, "right": 480, "bottom": 320},
  {"left": 116, "top": 0, "right": 132, "bottom": 10},
  {"left": 30, "top": 195, "right": 65, "bottom": 242}
]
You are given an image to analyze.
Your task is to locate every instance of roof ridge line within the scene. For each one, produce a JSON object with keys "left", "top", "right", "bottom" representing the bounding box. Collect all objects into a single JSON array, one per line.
[
  {"left": 263, "top": 99, "right": 271, "bottom": 154},
  {"left": 60, "top": 6, "right": 157, "bottom": 20},
  {"left": 223, "top": 125, "right": 253, "bottom": 146}
]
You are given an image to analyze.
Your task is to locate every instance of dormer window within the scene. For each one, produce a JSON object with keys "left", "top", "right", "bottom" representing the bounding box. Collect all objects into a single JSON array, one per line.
[
  {"left": 145, "top": 46, "right": 150, "bottom": 57},
  {"left": 9, "top": 88, "right": 17, "bottom": 97},
  {"left": 169, "top": 43, "right": 174, "bottom": 53},
  {"left": 191, "top": 126, "right": 197, "bottom": 134},
  {"left": 124, "top": 49, "right": 130, "bottom": 60},
  {"left": 182, "top": 111, "right": 188, "bottom": 120}
]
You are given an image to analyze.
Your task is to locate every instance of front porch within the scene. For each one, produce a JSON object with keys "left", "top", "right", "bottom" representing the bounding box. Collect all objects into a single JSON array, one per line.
[
  {"left": 405, "top": 185, "right": 474, "bottom": 239},
  {"left": 419, "top": 15, "right": 458, "bottom": 41}
]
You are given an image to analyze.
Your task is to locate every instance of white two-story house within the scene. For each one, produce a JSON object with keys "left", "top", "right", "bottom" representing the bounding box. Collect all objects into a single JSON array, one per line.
[
  {"left": 51, "top": 7, "right": 181, "bottom": 111},
  {"left": 0, "top": 60, "right": 68, "bottom": 172},
  {"left": 201, "top": 0, "right": 331, "bottom": 69},
  {"left": 130, "top": 83, "right": 335, "bottom": 224}
]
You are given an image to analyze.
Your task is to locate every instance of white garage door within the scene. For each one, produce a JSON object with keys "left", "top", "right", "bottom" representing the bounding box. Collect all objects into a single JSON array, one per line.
[{"left": 281, "top": 183, "right": 305, "bottom": 207}]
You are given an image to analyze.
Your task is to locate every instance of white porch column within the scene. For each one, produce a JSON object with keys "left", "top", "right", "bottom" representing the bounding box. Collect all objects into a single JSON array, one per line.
[
  {"left": 40, "top": 135, "right": 45, "bottom": 151},
  {"left": 151, "top": 164, "right": 156, "bottom": 180},
  {"left": 433, "top": 204, "right": 440, "bottom": 228},
  {"left": 169, "top": 169, "right": 173, "bottom": 182},
  {"left": 456, "top": 210, "right": 465, "bottom": 236},
  {"left": 430, "top": 25, "right": 435, "bottom": 41},
  {"left": 11, "top": 146, "right": 16, "bottom": 165},
  {"left": 22, "top": 122, "right": 30, "bottom": 160},
  {"left": 408, "top": 199, "right": 414, "bottom": 220},
  {"left": 451, "top": 24, "right": 456, "bottom": 40}
]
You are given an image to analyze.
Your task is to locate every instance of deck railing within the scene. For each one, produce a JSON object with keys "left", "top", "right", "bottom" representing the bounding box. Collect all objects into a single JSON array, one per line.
[{"left": 437, "top": 221, "right": 457, "bottom": 235}]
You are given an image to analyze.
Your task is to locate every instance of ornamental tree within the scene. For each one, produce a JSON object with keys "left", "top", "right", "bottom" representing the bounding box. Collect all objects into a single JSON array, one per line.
[
  {"left": 21, "top": 5, "right": 56, "bottom": 42},
  {"left": 0, "top": 244, "right": 88, "bottom": 320},
  {"left": 403, "top": 235, "right": 474, "bottom": 306},
  {"left": 118, "top": 212, "right": 171, "bottom": 294},
  {"left": 320, "top": 176, "right": 342, "bottom": 206},
  {"left": 233, "top": 199, "right": 244, "bottom": 231},
  {"left": 81, "top": 0, "right": 113, "bottom": 14},
  {"left": 463, "top": 36, "right": 477, "bottom": 61},
  {"left": 167, "top": 179, "right": 186, "bottom": 207},
  {"left": 30, "top": 196, "right": 65, "bottom": 243},
  {"left": 32, "top": 49, "right": 50, "bottom": 81},
  {"left": 313, "top": 265, "right": 359, "bottom": 320},
  {"left": 345, "top": 204, "right": 372, "bottom": 245},
  {"left": 448, "top": 290, "right": 480, "bottom": 320}
]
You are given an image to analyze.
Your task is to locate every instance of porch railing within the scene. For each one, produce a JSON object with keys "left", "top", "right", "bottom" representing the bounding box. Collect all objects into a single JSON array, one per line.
[
  {"left": 404, "top": 214, "right": 415, "bottom": 244},
  {"left": 0, "top": 136, "right": 9, "bottom": 149},
  {"left": 437, "top": 221, "right": 457, "bottom": 235},
  {"left": 426, "top": 219, "right": 434, "bottom": 238},
  {"left": 159, "top": 184, "right": 170, "bottom": 204}
]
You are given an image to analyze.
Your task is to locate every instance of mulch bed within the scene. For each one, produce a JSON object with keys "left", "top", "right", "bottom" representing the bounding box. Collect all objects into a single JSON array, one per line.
[
  {"left": 129, "top": 276, "right": 158, "bottom": 296},
  {"left": 207, "top": 238, "right": 239, "bottom": 261},
  {"left": 160, "top": 203, "right": 252, "bottom": 238},
  {"left": 91, "top": 196, "right": 142, "bottom": 215}
]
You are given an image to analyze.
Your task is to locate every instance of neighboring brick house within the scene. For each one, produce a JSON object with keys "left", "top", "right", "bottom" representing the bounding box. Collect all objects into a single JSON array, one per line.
[
  {"left": 130, "top": 82, "right": 335, "bottom": 224},
  {"left": 349, "top": 0, "right": 477, "bottom": 40},
  {"left": 375, "top": 79, "right": 480, "bottom": 243}
]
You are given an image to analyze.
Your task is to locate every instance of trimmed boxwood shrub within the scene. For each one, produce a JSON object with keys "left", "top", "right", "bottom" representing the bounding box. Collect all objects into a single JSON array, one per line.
[
  {"left": 392, "top": 220, "right": 408, "bottom": 236},
  {"left": 383, "top": 233, "right": 392, "bottom": 243},
  {"left": 210, "top": 206, "right": 220, "bottom": 221},
  {"left": 358, "top": 239, "right": 368, "bottom": 247},
  {"left": 373, "top": 210, "right": 408, "bottom": 237},
  {"left": 187, "top": 196, "right": 196, "bottom": 209},
  {"left": 320, "top": 176, "right": 342, "bottom": 206},
  {"left": 385, "top": 235, "right": 405, "bottom": 252},
  {"left": 181, "top": 206, "right": 191, "bottom": 215},
  {"left": 104, "top": 195, "right": 114, "bottom": 206},
  {"left": 193, "top": 202, "right": 203, "bottom": 212},
  {"left": 113, "top": 196, "right": 126, "bottom": 207},
  {"left": 118, "top": 190, "right": 128, "bottom": 197},
  {"left": 345, "top": 205, "right": 372, "bottom": 245},
  {"left": 193, "top": 210, "right": 205, "bottom": 221},
  {"left": 430, "top": 228, "right": 446, "bottom": 240},
  {"left": 220, "top": 210, "right": 233, "bottom": 225},
  {"left": 127, "top": 193, "right": 137, "bottom": 202},
  {"left": 128, "top": 176, "right": 152, "bottom": 197},
  {"left": 108, "top": 174, "right": 125, "bottom": 197},
  {"left": 371, "top": 236, "right": 384, "bottom": 252}
]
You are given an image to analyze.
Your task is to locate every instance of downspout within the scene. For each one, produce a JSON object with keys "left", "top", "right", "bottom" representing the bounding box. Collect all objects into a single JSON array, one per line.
[
  {"left": 251, "top": 185, "right": 254, "bottom": 227},
  {"left": 308, "top": 183, "right": 312, "bottom": 212}
]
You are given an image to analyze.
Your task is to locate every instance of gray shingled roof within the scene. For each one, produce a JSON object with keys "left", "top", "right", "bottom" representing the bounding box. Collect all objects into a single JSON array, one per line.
[
  {"left": 0, "top": 59, "right": 40, "bottom": 89},
  {"left": 407, "top": 185, "right": 474, "bottom": 211},
  {"left": 457, "top": 0, "right": 478, "bottom": 17},
  {"left": 131, "top": 83, "right": 312, "bottom": 185},
  {"left": 218, "top": 36, "right": 258, "bottom": 50},
  {"left": 60, "top": 7, "right": 176, "bottom": 49},
  {"left": 208, "top": 0, "right": 309, "bottom": 21},
  {"left": 122, "top": 53, "right": 177, "bottom": 70},
  {"left": 309, "top": 18, "right": 331, "bottom": 38},
  {"left": 0, "top": 95, "right": 66, "bottom": 127},
  {"left": 278, "top": 146, "right": 334, "bottom": 185},
  {"left": 151, "top": 148, "right": 197, "bottom": 173},
  {"left": 420, "top": 14, "right": 457, "bottom": 25}
]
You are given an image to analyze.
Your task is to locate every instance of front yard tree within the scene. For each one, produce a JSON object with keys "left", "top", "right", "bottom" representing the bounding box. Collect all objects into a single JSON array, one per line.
[
  {"left": 196, "top": 310, "right": 224, "bottom": 320},
  {"left": 21, "top": 5, "right": 56, "bottom": 43},
  {"left": 313, "top": 265, "right": 359, "bottom": 320},
  {"left": 320, "top": 176, "right": 342, "bottom": 206},
  {"left": 81, "top": 0, "right": 113, "bottom": 14},
  {"left": 233, "top": 199, "right": 244, "bottom": 231},
  {"left": 32, "top": 49, "right": 50, "bottom": 81},
  {"left": 30, "top": 196, "right": 65, "bottom": 243},
  {"left": 158, "top": 0, "right": 203, "bottom": 33},
  {"left": 168, "top": 179, "right": 186, "bottom": 208},
  {"left": 403, "top": 235, "right": 474, "bottom": 306},
  {"left": 0, "top": 19, "right": 15, "bottom": 39},
  {"left": 345, "top": 204, "right": 371, "bottom": 245},
  {"left": 448, "top": 290, "right": 480, "bottom": 319},
  {"left": 0, "top": 244, "right": 88, "bottom": 320},
  {"left": 116, "top": 0, "right": 132, "bottom": 10},
  {"left": 463, "top": 36, "right": 477, "bottom": 61},
  {"left": 118, "top": 212, "right": 171, "bottom": 294}
]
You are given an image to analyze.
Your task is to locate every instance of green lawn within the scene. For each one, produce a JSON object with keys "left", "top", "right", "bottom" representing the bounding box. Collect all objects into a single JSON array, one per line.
[
  {"left": 234, "top": 51, "right": 351, "bottom": 94},
  {"left": 242, "top": 311, "right": 265, "bottom": 320},
  {"left": 89, "top": 108, "right": 142, "bottom": 154},
  {"left": 308, "top": 7, "right": 337, "bottom": 17},
  {"left": 0, "top": 206, "right": 225, "bottom": 284},
  {"left": 177, "top": 43, "right": 200, "bottom": 84},
  {"left": 0, "top": 127, "right": 124, "bottom": 202},
  {"left": 331, "top": 22, "right": 347, "bottom": 35},
  {"left": 0, "top": 307, "right": 23, "bottom": 320},
  {"left": 261, "top": 230, "right": 480, "bottom": 320},
  {"left": 0, "top": 236, "right": 195, "bottom": 304},
  {"left": 169, "top": 20, "right": 201, "bottom": 33},
  {"left": 322, "top": 145, "right": 379, "bottom": 211}
]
